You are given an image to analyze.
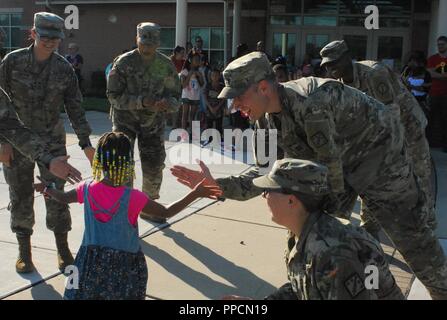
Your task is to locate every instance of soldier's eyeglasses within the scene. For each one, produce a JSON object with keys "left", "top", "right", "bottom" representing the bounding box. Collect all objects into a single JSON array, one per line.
[
  {"left": 262, "top": 189, "right": 292, "bottom": 198},
  {"left": 37, "top": 35, "right": 60, "bottom": 43}
]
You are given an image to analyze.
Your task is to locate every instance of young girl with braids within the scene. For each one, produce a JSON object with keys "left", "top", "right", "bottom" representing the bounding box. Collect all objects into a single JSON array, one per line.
[{"left": 34, "top": 132, "right": 222, "bottom": 300}]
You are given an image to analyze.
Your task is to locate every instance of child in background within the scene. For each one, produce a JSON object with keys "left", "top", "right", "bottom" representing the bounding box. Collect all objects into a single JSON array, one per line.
[
  {"left": 272, "top": 64, "right": 290, "bottom": 83},
  {"left": 34, "top": 132, "right": 221, "bottom": 300},
  {"left": 204, "top": 68, "right": 225, "bottom": 144},
  {"left": 180, "top": 51, "right": 204, "bottom": 141},
  {"left": 199, "top": 55, "right": 211, "bottom": 132},
  {"left": 170, "top": 46, "right": 186, "bottom": 73},
  {"left": 402, "top": 54, "right": 432, "bottom": 117},
  {"left": 169, "top": 46, "right": 186, "bottom": 128}
]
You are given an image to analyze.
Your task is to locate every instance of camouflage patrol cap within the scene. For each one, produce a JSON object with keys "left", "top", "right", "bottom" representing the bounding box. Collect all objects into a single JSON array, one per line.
[
  {"left": 137, "top": 22, "right": 161, "bottom": 46},
  {"left": 34, "top": 12, "right": 65, "bottom": 39},
  {"left": 253, "top": 159, "right": 331, "bottom": 196},
  {"left": 218, "top": 52, "right": 275, "bottom": 99},
  {"left": 320, "top": 40, "right": 349, "bottom": 67}
]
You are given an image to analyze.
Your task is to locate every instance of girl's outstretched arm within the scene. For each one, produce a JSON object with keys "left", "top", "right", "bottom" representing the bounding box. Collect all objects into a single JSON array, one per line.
[
  {"left": 34, "top": 176, "right": 78, "bottom": 204},
  {"left": 140, "top": 178, "right": 222, "bottom": 220}
]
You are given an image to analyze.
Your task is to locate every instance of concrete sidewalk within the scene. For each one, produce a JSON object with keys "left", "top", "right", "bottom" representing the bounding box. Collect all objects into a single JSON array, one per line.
[{"left": 1, "top": 111, "right": 446, "bottom": 300}]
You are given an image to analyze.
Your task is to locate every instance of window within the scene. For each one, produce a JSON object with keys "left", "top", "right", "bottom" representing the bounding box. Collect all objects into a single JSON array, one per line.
[
  {"left": 270, "top": 0, "right": 302, "bottom": 14},
  {"left": 339, "top": 0, "right": 375, "bottom": 14},
  {"left": 272, "top": 32, "right": 296, "bottom": 65},
  {"left": 158, "top": 27, "right": 175, "bottom": 57},
  {"left": 303, "top": 16, "right": 337, "bottom": 26},
  {"left": 190, "top": 27, "right": 224, "bottom": 69},
  {"left": 377, "top": 36, "right": 404, "bottom": 72},
  {"left": 378, "top": 0, "right": 412, "bottom": 16},
  {"left": 414, "top": 0, "right": 431, "bottom": 14},
  {"left": 304, "top": 0, "right": 338, "bottom": 14},
  {"left": 306, "top": 34, "right": 330, "bottom": 59},
  {"left": 270, "top": 16, "right": 301, "bottom": 26},
  {"left": 0, "top": 13, "right": 24, "bottom": 52},
  {"left": 343, "top": 35, "right": 368, "bottom": 61},
  {"left": 242, "top": 0, "right": 268, "bottom": 10}
]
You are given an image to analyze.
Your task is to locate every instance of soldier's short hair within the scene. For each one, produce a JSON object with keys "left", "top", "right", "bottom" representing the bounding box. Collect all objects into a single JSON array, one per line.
[{"left": 283, "top": 189, "right": 324, "bottom": 213}]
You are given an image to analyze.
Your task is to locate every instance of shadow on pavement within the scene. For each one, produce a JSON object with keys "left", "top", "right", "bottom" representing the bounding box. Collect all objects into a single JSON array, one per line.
[
  {"left": 140, "top": 228, "right": 277, "bottom": 299},
  {"left": 15, "top": 270, "right": 63, "bottom": 300}
]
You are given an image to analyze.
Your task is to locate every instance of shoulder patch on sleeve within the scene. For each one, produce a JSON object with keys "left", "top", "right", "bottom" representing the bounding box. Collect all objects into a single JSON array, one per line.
[
  {"left": 311, "top": 131, "right": 329, "bottom": 148},
  {"left": 344, "top": 273, "right": 366, "bottom": 298}
]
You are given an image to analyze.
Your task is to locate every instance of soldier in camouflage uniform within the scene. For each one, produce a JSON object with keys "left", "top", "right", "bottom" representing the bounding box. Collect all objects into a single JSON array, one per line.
[
  {"left": 107, "top": 22, "right": 181, "bottom": 223},
  {"left": 0, "top": 12, "right": 94, "bottom": 273},
  {"left": 320, "top": 40, "right": 435, "bottom": 237},
  {"left": 0, "top": 87, "right": 83, "bottom": 183},
  {"left": 171, "top": 52, "right": 447, "bottom": 299},
  {"left": 226, "top": 159, "right": 404, "bottom": 300}
]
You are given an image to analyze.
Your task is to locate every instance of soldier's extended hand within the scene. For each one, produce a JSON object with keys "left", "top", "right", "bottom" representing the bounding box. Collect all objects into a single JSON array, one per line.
[
  {"left": 49, "top": 156, "right": 82, "bottom": 184},
  {"left": 83, "top": 146, "right": 96, "bottom": 165},
  {"left": 192, "top": 178, "right": 223, "bottom": 200},
  {"left": 0, "top": 143, "right": 14, "bottom": 167},
  {"left": 170, "top": 159, "right": 220, "bottom": 191}
]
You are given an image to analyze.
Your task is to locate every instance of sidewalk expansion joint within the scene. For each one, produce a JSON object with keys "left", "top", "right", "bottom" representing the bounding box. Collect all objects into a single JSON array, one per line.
[
  {"left": 196, "top": 213, "right": 287, "bottom": 231},
  {"left": 0, "top": 239, "right": 58, "bottom": 254}
]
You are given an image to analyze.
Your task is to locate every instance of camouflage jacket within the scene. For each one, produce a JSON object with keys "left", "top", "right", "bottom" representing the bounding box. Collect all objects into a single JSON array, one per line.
[
  {"left": 0, "top": 44, "right": 91, "bottom": 146},
  {"left": 107, "top": 49, "right": 181, "bottom": 115},
  {"left": 266, "top": 212, "right": 403, "bottom": 300},
  {"left": 217, "top": 77, "right": 403, "bottom": 200},
  {"left": 0, "top": 88, "right": 54, "bottom": 167},
  {"left": 344, "top": 61, "right": 427, "bottom": 144}
]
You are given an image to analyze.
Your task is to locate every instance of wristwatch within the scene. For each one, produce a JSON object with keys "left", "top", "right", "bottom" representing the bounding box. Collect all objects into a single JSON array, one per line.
[{"left": 43, "top": 182, "right": 56, "bottom": 194}]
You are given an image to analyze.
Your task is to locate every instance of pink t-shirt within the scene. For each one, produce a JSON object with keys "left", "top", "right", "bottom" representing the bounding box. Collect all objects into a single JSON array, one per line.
[{"left": 76, "top": 181, "right": 149, "bottom": 226}]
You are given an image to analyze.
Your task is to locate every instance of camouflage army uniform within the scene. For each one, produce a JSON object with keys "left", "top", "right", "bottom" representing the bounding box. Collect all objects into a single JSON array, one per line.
[
  {"left": 252, "top": 159, "right": 403, "bottom": 300},
  {"left": 216, "top": 52, "right": 447, "bottom": 299},
  {"left": 267, "top": 214, "right": 404, "bottom": 300},
  {"left": 107, "top": 24, "right": 181, "bottom": 200},
  {"left": 320, "top": 41, "right": 434, "bottom": 233},
  {"left": 0, "top": 44, "right": 92, "bottom": 236},
  {"left": 0, "top": 88, "right": 55, "bottom": 167},
  {"left": 351, "top": 61, "right": 433, "bottom": 225}
]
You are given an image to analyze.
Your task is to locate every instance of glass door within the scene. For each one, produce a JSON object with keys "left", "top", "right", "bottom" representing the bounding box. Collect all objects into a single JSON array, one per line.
[
  {"left": 338, "top": 27, "right": 374, "bottom": 62},
  {"left": 301, "top": 29, "right": 335, "bottom": 76},
  {"left": 372, "top": 30, "right": 410, "bottom": 73},
  {"left": 268, "top": 28, "right": 299, "bottom": 66}
]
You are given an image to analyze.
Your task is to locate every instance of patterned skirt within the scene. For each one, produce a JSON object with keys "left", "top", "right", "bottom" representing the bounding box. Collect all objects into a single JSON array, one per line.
[{"left": 64, "top": 245, "right": 148, "bottom": 300}]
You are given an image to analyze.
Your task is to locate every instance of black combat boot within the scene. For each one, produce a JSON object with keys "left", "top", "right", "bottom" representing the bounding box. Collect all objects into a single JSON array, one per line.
[{"left": 16, "top": 235, "right": 35, "bottom": 274}]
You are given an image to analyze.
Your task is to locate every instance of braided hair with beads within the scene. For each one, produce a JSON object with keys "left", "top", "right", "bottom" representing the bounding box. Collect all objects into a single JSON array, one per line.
[{"left": 92, "top": 132, "right": 135, "bottom": 186}]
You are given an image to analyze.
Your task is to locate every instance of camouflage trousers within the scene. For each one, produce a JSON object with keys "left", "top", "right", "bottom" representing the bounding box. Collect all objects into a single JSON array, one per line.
[
  {"left": 356, "top": 149, "right": 447, "bottom": 300},
  {"left": 3, "top": 143, "right": 71, "bottom": 236},
  {"left": 112, "top": 109, "right": 166, "bottom": 199}
]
